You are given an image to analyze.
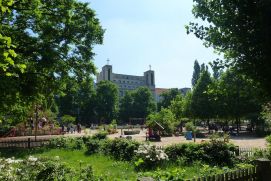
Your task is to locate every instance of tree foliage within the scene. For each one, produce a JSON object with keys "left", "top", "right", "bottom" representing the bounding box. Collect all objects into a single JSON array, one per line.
[
  {"left": 0, "top": 0, "right": 104, "bottom": 125},
  {"left": 147, "top": 108, "right": 176, "bottom": 136},
  {"left": 190, "top": 69, "right": 213, "bottom": 120},
  {"left": 96, "top": 80, "right": 119, "bottom": 124},
  {"left": 119, "top": 87, "right": 156, "bottom": 122},
  {"left": 187, "top": 0, "right": 271, "bottom": 96},
  {"left": 191, "top": 60, "right": 201, "bottom": 87},
  {"left": 157, "top": 88, "right": 181, "bottom": 111}
]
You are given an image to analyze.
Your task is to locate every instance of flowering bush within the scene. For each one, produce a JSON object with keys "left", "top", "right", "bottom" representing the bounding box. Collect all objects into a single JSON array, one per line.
[
  {"left": 134, "top": 144, "right": 168, "bottom": 170},
  {"left": 0, "top": 156, "right": 96, "bottom": 180}
]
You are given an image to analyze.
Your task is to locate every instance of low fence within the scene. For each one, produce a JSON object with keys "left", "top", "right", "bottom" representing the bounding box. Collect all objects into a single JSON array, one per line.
[
  {"left": 0, "top": 138, "right": 50, "bottom": 148},
  {"left": 237, "top": 147, "right": 268, "bottom": 157},
  {"left": 186, "top": 167, "right": 257, "bottom": 181},
  {"left": 2, "top": 128, "right": 63, "bottom": 137}
]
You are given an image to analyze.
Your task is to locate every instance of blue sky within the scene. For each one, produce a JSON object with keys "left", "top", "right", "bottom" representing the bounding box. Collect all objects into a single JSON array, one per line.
[{"left": 81, "top": 0, "right": 219, "bottom": 88}]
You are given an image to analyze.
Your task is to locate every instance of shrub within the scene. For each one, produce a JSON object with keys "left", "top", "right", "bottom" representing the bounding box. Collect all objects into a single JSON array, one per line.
[
  {"left": 92, "top": 131, "right": 108, "bottom": 140},
  {"left": 201, "top": 140, "right": 237, "bottom": 166},
  {"left": 134, "top": 144, "right": 168, "bottom": 170},
  {"left": 0, "top": 156, "right": 96, "bottom": 180},
  {"left": 85, "top": 138, "right": 101, "bottom": 154},
  {"left": 165, "top": 141, "right": 237, "bottom": 166},
  {"left": 48, "top": 137, "right": 85, "bottom": 150},
  {"left": 100, "top": 138, "right": 140, "bottom": 161},
  {"left": 165, "top": 143, "right": 204, "bottom": 163},
  {"left": 140, "top": 168, "right": 186, "bottom": 180}
]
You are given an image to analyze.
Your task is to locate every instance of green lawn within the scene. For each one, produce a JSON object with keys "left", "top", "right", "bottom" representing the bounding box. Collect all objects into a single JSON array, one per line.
[
  {"left": 34, "top": 149, "right": 137, "bottom": 180},
  {"left": 0, "top": 148, "right": 137, "bottom": 180},
  {"left": 0, "top": 148, "right": 233, "bottom": 180}
]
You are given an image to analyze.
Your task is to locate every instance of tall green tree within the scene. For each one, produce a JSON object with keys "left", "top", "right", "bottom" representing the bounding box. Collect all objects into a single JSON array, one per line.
[
  {"left": 119, "top": 87, "right": 156, "bottom": 122},
  {"left": 169, "top": 95, "right": 185, "bottom": 132},
  {"left": 57, "top": 77, "right": 96, "bottom": 125},
  {"left": 190, "top": 69, "right": 213, "bottom": 123},
  {"left": 0, "top": 0, "right": 104, "bottom": 124},
  {"left": 191, "top": 60, "right": 201, "bottom": 87},
  {"left": 96, "top": 81, "right": 119, "bottom": 124},
  {"left": 119, "top": 91, "right": 134, "bottom": 122},
  {"left": 157, "top": 88, "right": 181, "bottom": 111},
  {"left": 187, "top": 0, "right": 271, "bottom": 96},
  {"left": 210, "top": 69, "right": 262, "bottom": 133},
  {"left": 133, "top": 87, "right": 156, "bottom": 119}
]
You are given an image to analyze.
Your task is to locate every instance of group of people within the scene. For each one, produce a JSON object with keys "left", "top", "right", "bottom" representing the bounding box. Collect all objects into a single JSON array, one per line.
[{"left": 61, "top": 124, "right": 82, "bottom": 134}]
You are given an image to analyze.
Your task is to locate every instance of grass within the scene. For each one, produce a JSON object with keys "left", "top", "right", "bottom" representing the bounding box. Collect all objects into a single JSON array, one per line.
[
  {"left": 0, "top": 148, "right": 238, "bottom": 180},
  {"left": 0, "top": 148, "right": 137, "bottom": 180},
  {"left": 34, "top": 149, "right": 137, "bottom": 179}
]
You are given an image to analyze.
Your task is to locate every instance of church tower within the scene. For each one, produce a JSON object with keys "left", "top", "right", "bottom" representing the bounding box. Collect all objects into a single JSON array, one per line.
[{"left": 144, "top": 65, "right": 155, "bottom": 94}]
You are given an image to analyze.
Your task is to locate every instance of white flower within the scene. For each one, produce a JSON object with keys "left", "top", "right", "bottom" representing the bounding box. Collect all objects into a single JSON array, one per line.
[{"left": 28, "top": 156, "right": 38, "bottom": 162}]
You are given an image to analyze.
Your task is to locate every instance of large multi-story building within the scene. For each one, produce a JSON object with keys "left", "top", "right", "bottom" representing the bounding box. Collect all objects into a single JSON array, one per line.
[
  {"left": 97, "top": 63, "right": 155, "bottom": 97},
  {"left": 97, "top": 63, "right": 191, "bottom": 101}
]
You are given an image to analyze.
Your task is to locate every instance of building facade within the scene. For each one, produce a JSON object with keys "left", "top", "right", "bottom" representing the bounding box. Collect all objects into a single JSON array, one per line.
[{"left": 97, "top": 64, "right": 155, "bottom": 97}]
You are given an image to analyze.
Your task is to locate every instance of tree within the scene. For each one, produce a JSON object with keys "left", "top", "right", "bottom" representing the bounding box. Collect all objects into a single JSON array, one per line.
[
  {"left": 119, "top": 91, "right": 134, "bottom": 122},
  {"left": 57, "top": 77, "right": 96, "bottom": 125},
  {"left": 190, "top": 69, "right": 213, "bottom": 123},
  {"left": 0, "top": 0, "right": 104, "bottom": 125},
  {"left": 96, "top": 81, "right": 119, "bottom": 124},
  {"left": 133, "top": 87, "right": 156, "bottom": 119},
  {"left": 191, "top": 60, "right": 201, "bottom": 87},
  {"left": 157, "top": 88, "right": 181, "bottom": 111},
  {"left": 169, "top": 95, "right": 185, "bottom": 132},
  {"left": 187, "top": 0, "right": 271, "bottom": 96},
  {"left": 210, "top": 69, "right": 262, "bottom": 133},
  {"left": 119, "top": 87, "right": 156, "bottom": 122},
  {"left": 61, "top": 115, "right": 76, "bottom": 125},
  {"left": 169, "top": 95, "right": 183, "bottom": 122},
  {"left": 147, "top": 108, "right": 176, "bottom": 136},
  {"left": 182, "top": 91, "right": 193, "bottom": 118},
  {"left": 0, "top": 0, "right": 26, "bottom": 76}
]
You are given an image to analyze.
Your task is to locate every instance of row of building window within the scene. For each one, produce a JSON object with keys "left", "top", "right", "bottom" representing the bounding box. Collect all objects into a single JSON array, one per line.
[
  {"left": 119, "top": 85, "right": 137, "bottom": 89},
  {"left": 115, "top": 75, "right": 142, "bottom": 81},
  {"left": 113, "top": 79, "right": 143, "bottom": 85}
]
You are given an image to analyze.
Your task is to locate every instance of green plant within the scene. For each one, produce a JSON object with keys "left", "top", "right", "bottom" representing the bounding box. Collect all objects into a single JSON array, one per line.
[
  {"left": 165, "top": 142, "right": 237, "bottom": 166},
  {"left": 185, "top": 122, "right": 195, "bottom": 132},
  {"left": 92, "top": 131, "right": 108, "bottom": 140},
  {"left": 85, "top": 139, "right": 101, "bottom": 154},
  {"left": 134, "top": 144, "right": 168, "bottom": 171},
  {"left": 140, "top": 168, "right": 186, "bottom": 181},
  {"left": 201, "top": 140, "right": 237, "bottom": 166},
  {"left": 100, "top": 138, "right": 140, "bottom": 161},
  {"left": 146, "top": 108, "right": 176, "bottom": 136},
  {"left": 61, "top": 115, "right": 76, "bottom": 125},
  {"left": 165, "top": 143, "right": 204, "bottom": 164},
  {"left": 0, "top": 156, "right": 97, "bottom": 181},
  {"left": 48, "top": 137, "right": 85, "bottom": 150}
]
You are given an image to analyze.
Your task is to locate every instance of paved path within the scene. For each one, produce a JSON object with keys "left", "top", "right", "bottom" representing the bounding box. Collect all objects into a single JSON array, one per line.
[
  {"left": 0, "top": 129, "right": 268, "bottom": 148},
  {"left": 108, "top": 129, "right": 268, "bottom": 148}
]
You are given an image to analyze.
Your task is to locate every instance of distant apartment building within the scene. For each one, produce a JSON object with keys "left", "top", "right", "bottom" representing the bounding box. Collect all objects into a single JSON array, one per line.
[
  {"left": 97, "top": 64, "right": 155, "bottom": 97},
  {"left": 97, "top": 63, "right": 191, "bottom": 101}
]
